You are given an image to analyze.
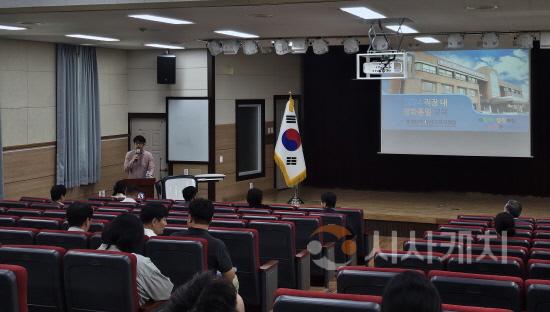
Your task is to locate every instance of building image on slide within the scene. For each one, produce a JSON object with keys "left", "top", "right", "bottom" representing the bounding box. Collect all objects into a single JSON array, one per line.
[{"left": 386, "top": 50, "right": 529, "bottom": 114}]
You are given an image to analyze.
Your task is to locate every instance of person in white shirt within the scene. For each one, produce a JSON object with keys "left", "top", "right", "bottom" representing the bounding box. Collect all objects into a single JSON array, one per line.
[
  {"left": 112, "top": 180, "right": 137, "bottom": 203},
  {"left": 98, "top": 213, "right": 173, "bottom": 306},
  {"left": 66, "top": 202, "right": 93, "bottom": 232},
  {"left": 140, "top": 203, "right": 168, "bottom": 237}
]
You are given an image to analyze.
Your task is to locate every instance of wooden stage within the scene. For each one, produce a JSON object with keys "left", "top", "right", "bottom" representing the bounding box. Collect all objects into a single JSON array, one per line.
[{"left": 263, "top": 187, "right": 550, "bottom": 236}]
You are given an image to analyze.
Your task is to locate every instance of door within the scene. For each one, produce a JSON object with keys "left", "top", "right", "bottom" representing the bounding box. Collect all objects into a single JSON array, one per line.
[
  {"left": 129, "top": 118, "right": 168, "bottom": 180},
  {"left": 274, "top": 95, "right": 302, "bottom": 190}
]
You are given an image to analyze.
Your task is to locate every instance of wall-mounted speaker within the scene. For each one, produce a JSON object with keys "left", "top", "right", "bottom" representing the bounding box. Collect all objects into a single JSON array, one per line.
[{"left": 157, "top": 55, "right": 176, "bottom": 84}]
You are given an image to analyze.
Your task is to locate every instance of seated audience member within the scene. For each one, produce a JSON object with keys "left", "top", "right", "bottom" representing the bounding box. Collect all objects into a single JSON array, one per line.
[
  {"left": 320, "top": 191, "right": 337, "bottom": 212},
  {"left": 172, "top": 199, "right": 238, "bottom": 290},
  {"left": 122, "top": 185, "right": 139, "bottom": 203},
  {"left": 141, "top": 203, "right": 168, "bottom": 237},
  {"left": 495, "top": 211, "right": 516, "bottom": 237},
  {"left": 504, "top": 199, "right": 523, "bottom": 218},
  {"left": 181, "top": 186, "right": 197, "bottom": 202},
  {"left": 112, "top": 180, "right": 136, "bottom": 202},
  {"left": 382, "top": 271, "right": 442, "bottom": 312},
  {"left": 50, "top": 184, "right": 67, "bottom": 207},
  {"left": 98, "top": 214, "right": 173, "bottom": 306},
  {"left": 246, "top": 188, "right": 268, "bottom": 208},
  {"left": 160, "top": 272, "right": 244, "bottom": 312},
  {"left": 66, "top": 202, "right": 94, "bottom": 232}
]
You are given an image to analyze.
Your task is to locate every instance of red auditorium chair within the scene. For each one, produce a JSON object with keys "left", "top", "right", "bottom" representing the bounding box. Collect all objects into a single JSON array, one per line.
[
  {"left": 105, "top": 201, "right": 137, "bottom": 208},
  {"left": 35, "top": 230, "right": 90, "bottom": 249},
  {"left": 212, "top": 212, "right": 239, "bottom": 219},
  {"left": 449, "top": 219, "right": 490, "bottom": 228},
  {"left": 237, "top": 208, "right": 272, "bottom": 214},
  {"left": 88, "top": 196, "right": 116, "bottom": 202},
  {"left": 532, "top": 239, "right": 550, "bottom": 249},
  {"left": 30, "top": 203, "right": 63, "bottom": 210},
  {"left": 536, "top": 218, "right": 550, "bottom": 225},
  {"left": 95, "top": 207, "right": 131, "bottom": 213},
  {"left": 526, "top": 279, "right": 550, "bottom": 312},
  {"left": 88, "top": 220, "right": 108, "bottom": 233},
  {"left": 424, "top": 231, "right": 474, "bottom": 244},
  {"left": 0, "top": 227, "right": 37, "bottom": 244},
  {"left": 272, "top": 210, "right": 307, "bottom": 216},
  {"left": 446, "top": 255, "right": 525, "bottom": 278},
  {"left": 458, "top": 215, "right": 494, "bottom": 223},
  {"left": 91, "top": 212, "right": 121, "bottom": 221},
  {"left": 268, "top": 204, "right": 296, "bottom": 211},
  {"left": 170, "top": 204, "right": 189, "bottom": 211},
  {"left": 528, "top": 259, "right": 550, "bottom": 279},
  {"left": 530, "top": 248, "right": 550, "bottom": 261},
  {"left": 534, "top": 230, "right": 550, "bottom": 239},
  {"left": 516, "top": 217, "right": 535, "bottom": 224},
  {"left": 144, "top": 236, "right": 208, "bottom": 288},
  {"left": 438, "top": 225, "right": 484, "bottom": 235},
  {"left": 467, "top": 244, "right": 529, "bottom": 261},
  {"left": 442, "top": 306, "right": 512, "bottom": 312},
  {"left": 297, "top": 207, "right": 324, "bottom": 213},
  {"left": 273, "top": 288, "right": 381, "bottom": 312},
  {"left": 535, "top": 225, "right": 550, "bottom": 231},
  {"left": 20, "top": 197, "right": 49, "bottom": 203},
  {"left": 241, "top": 214, "right": 278, "bottom": 221},
  {"left": 331, "top": 208, "right": 367, "bottom": 264},
  {"left": 166, "top": 216, "right": 187, "bottom": 225},
  {"left": 374, "top": 250, "right": 446, "bottom": 271},
  {"left": 42, "top": 210, "right": 66, "bottom": 218},
  {"left": 64, "top": 249, "right": 140, "bottom": 312},
  {"left": 0, "top": 200, "right": 30, "bottom": 208},
  {"left": 210, "top": 219, "right": 248, "bottom": 228},
  {"left": 429, "top": 270, "right": 523, "bottom": 312},
  {"left": 248, "top": 220, "right": 310, "bottom": 289},
  {"left": 145, "top": 199, "right": 173, "bottom": 206},
  {"left": 0, "top": 264, "right": 28, "bottom": 312},
  {"left": 17, "top": 217, "right": 62, "bottom": 230},
  {"left": 162, "top": 225, "right": 187, "bottom": 236},
  {"left": 7, "top": 208, "right": 42, "bottom": 217},
  {"left": 0, "top": 245, "right": 65, "bottom": 311},
  {"left": 0, "top": 215, "right": 19, "bottom": 227},
  {"left": 515, "top": 222, "right": 534, "bottom": 231},
  {"left": 475, "top": 236, "right": 532, "bottom": 248},
  {"left": 336, "top": 266, "right": 424, "bottom": 296},
  {"left": 309, "top": 212, "right": 356, "bottom": 264},
  {"left": 168, "top": 211, "right": 187, "bottom": 217},
  {"left": 404, "top": 239, "right": 464, "bottom": 254},
  {"left": 88, "top": 232, "right": 102, "bottom": 249},
  {"left": 214, "top": 206, "right": 237, "bottom": 213}
]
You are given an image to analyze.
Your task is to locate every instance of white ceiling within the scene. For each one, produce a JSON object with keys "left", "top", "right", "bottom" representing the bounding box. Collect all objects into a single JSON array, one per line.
[{"left": 0, "top": 0, "right": 549, "bottom": 50}]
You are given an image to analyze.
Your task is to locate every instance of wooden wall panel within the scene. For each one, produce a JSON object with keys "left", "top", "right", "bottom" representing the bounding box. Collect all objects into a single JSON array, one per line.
[
  {"left": 3, "top": 146, "right": 56, "bottom": 184},
  {"left": 171, "top": 163, "right": 209, "bottom": 198}
]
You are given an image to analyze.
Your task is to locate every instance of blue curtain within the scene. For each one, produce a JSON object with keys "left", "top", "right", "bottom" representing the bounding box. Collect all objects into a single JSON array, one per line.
[
  {"left": 56, "top": 44, "right": 101, "bottom": 188},
  {"left": 0, "top": 116, "right": 4, "bottom": 199}
]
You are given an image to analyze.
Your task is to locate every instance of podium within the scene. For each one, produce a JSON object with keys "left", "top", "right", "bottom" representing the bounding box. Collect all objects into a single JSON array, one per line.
[{"left": 124, "top": 178, "right": 156, "bottom": 199}]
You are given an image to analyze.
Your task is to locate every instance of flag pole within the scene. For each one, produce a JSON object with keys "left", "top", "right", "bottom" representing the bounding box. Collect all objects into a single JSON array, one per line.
[{"left": 288, "top": 183, "right": 304, "bottom": 206}]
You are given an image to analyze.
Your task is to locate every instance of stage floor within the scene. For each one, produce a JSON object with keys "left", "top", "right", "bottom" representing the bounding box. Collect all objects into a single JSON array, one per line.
[{"left": 262, "top": 187, "right": 550, "bottom": 224}]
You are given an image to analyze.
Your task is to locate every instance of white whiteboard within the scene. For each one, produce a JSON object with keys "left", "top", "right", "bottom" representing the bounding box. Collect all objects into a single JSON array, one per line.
[{"left": 167, "top": 98, "right": 209, "bottom": 162}]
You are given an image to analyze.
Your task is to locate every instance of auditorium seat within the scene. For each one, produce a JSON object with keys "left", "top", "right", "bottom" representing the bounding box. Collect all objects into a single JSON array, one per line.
[
  {"left": 272, "top": 210, "right": 307, "bottom": 216},
  {"left": 0, "top": 201, "right": 30, "bottom": 208},
  {"left": 0, "top": 245, "right": 65, "bottom": 311},
  {"left": 162, "top": 225, "right": 187, "bottom": 236},
  {"left": 172, "top": 227, "right": 278, "bottom": 312},
  {"left": 241, "top": 214, "right": 279, "bottom": 221},
  {"left": 17, "top": 217, "right": 62, "bottom": 230},
  {"left": 536, "top": 225, "right": 550, "bottom": 231},
  {"left": 273, "top": 288, "right": 381, "bottom": 312},
  {"left": 210, "top": 219, "right": 248, "bottom": 228},
  {"left": 333, "top": 208, "right": 367, "bottom": 265},
  {"left": 475, "top": 236, "right": 531, "bottom": 248},
  {"left": 170, "top": 204, "right": 188, "bottom": 211},
  {"left": 88, "top": 220, "right": 108, "bottom": 233},
  {"left": 536, "top": 218, "right": 550, "bottom": 225},
  {"left": 458, "top": 215, "right": 494, "bottom": 223},
  {"left": 146, "top": 199, "right": 173, "bottom": 206},
  {"left": 515, "top": 222, "right": 534, "bottom": 231},
  {"left": 88, "top": 196, "right": 116, "bottom": 202},
  {"left": 96, "top": 207, "right": 132, "bottom": 213},
  {"left": 438, "top": 225, "right": 484, "bottom": 235},
  {"left": 424, "top": 231, "right": 473, "bottom": 244},
  {"left": 268, "top": 204, "right": 296, "bottom": 211},
  {"left": 214, "top": 206, "right": 237, "bottom": 213},
  {"left": 429, "top": 270, "right": 523, "bottom": 312},
  {"left": 516, "top": 217, "right": 535, "bottom": 224},
  {"left": 446, "top": 255, "right": 525, "bottom": 278},
  {"left": 298, "top": 207, "right": 324, "bottom": 213},
  {"left": 166, "top": 216, "right": 188, "bottom": 225},
  {"left": 20, "top": 197, "right": 49, "bottom": 203},
  {"left": 64, "top": 249, "right": 140, "bottom": 312},
  {"left": 525, "top": 279, "right": 550, "bottom": 312},
  {"left": 532, "top": 239, "right": 550, "bottom": 249},
  {"left": 510, "top": 230, "right": 533, "bottom": 238},
  {"left": 168, "top": 211, "right": 187, "bottom": 217},
  {"left": 0, "top": 215, "right": 19, "bottom": 227},
  {"left": 105, "top": 202, "right": 137, "bottom": 208},
  {"left": 309, "top": 212, "right": 356, "bottom": 264},
  {"left": 35, "top": 230, "right": 90, "bottom": 249},
  {"left": 374, "top": 250, "right": 445, "bottom": 271},
  {"left": 534, "top": 230, "right": 550, "bottom": 239},
  {"left": 213, "top": 213, "right": 240, "bottom": 219},
  {"left": 7, "top": 208, "right": 42, "bottom": 217},
  {"left": 88, "top": 232, "right": 102, "bottom": 249},
  {"left": 0, "top": 227, "right": 37, "bottom": 244},
  {"left": 443, "top": 305, "right": 512, "bottom": 312},
  {"left": 92, "top": 212, "right": 121, "bottom": 221},
  {"left": 449, "top": 219, "right": 490, "bottom": 228},
  {"left": 248, "top": 220, "right": 310, "bottom": 289},
  {"left": 30, "top": 203, "right": 62, "bottom": 210},
  {"left": 404, "top": 239, "right": 464, "bottom": 254},
  {"left": 42, "top": 210, "right": 66, "bottom": 218},
  {"left": 530, "top": 248, "right": 550, "bottom": 261},
  {"left": 0, "top": 264, "right": 28, "bottom": 312},
  {"left": 145, "top": 236, "right": 207, "bottom": 288},
  {"left": 528, "top": 259, "right": 550, "bottom": 279},
  {"left": 336, "top": 266, "right": 424, "bottom": 296},
  {"left": 238, "top": 208, "right": 272, "bottom": 214},
  {"left": 467, "top": 244, "right": 529, "bottom": 261}
]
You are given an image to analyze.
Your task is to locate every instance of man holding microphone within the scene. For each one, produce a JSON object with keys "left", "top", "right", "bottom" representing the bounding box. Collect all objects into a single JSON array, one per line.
[{"left": 124, "top": 135, "right": 155, "bottom": 179}]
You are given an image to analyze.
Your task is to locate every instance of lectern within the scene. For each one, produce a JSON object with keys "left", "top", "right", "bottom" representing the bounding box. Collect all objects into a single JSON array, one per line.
[{"left": 124, "top": 178, "right": 156, "bottom": 199}]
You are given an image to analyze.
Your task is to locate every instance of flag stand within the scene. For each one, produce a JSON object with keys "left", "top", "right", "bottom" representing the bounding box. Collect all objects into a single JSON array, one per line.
[{"left": 287, "top": 183, "right": 304, "bottom": 206}]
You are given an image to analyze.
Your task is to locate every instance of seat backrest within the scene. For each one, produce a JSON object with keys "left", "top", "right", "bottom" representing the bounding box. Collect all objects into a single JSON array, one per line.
[
  {"left": 280, "top": 216, "right": 322, "bottom": 250},
  {"left": 162, "top": 225, "right": 188, "bottom": 236},
  {"left": 0, "top": 201, "right": 30, "bottom": 208},
  {"left": 429, "top": 270, "right": 523, "bottom": 312},
  {"left": 336, "top": 266, "right": 424, "bottom": 296},
  {"left": 17, "top": 217, "right": 62, "bottom": 230},
  {"left": 35, "top": 230, "right": 90, "bottom": 249},
  {"left": 309, "top": 212, "right": 349, "bottom": 263},
  {"left": 467, "top": 244, "right": 528, "bottom": 261},
  {"left": 529, "top": 248, "right": 550, "bottom": 261},
  {"left": 535, "top": 231, "right": 550, "bottom": 239},
  {"left": 0, "top": 245, "right": 65, "bottom": 312},
  {"left": 30, "top": 203, "right": 62, "bottom": 210},
  {"left": 526, "top": 279, "right": 550, "bottom": 312},
  {"left": 20, "top": 197, "right": 49, "bottom": 203},
  {"left": 241, "top": 214, "right": 278, "bottom": 221},
  {"left": 166, "top": 217, "right": 188, "bottom": 225},
  {"left": 334, "top": 208, "right": 366, "bottom": 262},
  {"left": 268, "top": 204, "right": 296, "bottom": 211},
  {"left": 88, "top": 232, "right": 103, "bottom": 250},
  {"left": 145, "top": 236, "right": 207, "bottom": 288},
  {"left": 374, "top": 251, "right": 445, "bottom": 271},
  {"left": 64, "top": 249, "right": 139, "bottom": 312},
  {"left": 214, "top": 207, "right": 236, "bottom": 213},
  {"left": 528, "top": 259, "right": 550, "bottom": 280},
  {"left": 248, "top": 221, "right": 296, "bottom": 288},
  {"left": 273, "top": 288, "right": 381, "bottom": 312},
  {"left": 7, "top": 208, "right": 43, "bottom": 217},
  {"left": 88, "top": 220, "right": 108, "bottom": 233},
  {"left": 210, "top": 219, "right": 248, "bottom": 228},
  {"left": 446, "top": 255, "right": 524, "bottom": 278},
  {"left": 424, "top": 231, "right": 474, "bottom": 245},
  {"left": 90, "top": 212, "right": 120, "bottom": 221},
  {"left": 105, "top": 202, "right": 137, "bottom": 208},
  {"left": 0, "top": 215, "right": 19, "bottom": 227},
  {"left": 458, "top": 215, "right": 494, "bottom": 223},
  {"left": 272, "top": 210, "right": 307, "bottom": 216},
  {"left": 442, "top": 304, "right": 514, "bottom": 312},
  {"left": 96, "top": 207, "right": 132, "bottom": 213},
  {"left": 439, "top": 225, "right": 484, "bottom": 235},
  {"left": 237, "top": 208, "right": 272, "bottom": 214},
  {"left": 449, "top": 219, "right": 490, "bottom": 228},
  {"left": 404, "top": 239, "right": 464, "bottom": 254},
  {"left": 0, "top": 227, "right": 37, "bottom": 245},
  {"left": 0, "top": 264, "right": 28, "bottom": 312},
  {"left": 475, "top": 236, "right": 531, "bottom": 248},
  {"left": 532, "top": 239, "right": 550, "bottom": 249},
  {"left": 42, "top": 210, "right": 66, "bottom": 218},
  {"left": 213, "top": 213, "right": 240, "bottom": 219}
]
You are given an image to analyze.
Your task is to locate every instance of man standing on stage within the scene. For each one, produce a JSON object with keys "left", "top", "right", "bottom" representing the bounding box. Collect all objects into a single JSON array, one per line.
[{"left": 124, "top": 135, "right": 155, "bottom": 179}]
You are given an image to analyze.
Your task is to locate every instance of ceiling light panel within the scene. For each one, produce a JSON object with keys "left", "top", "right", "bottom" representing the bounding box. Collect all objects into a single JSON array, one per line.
[
  {"left": 66, "top": 34, "right": 120, "bottom": 42},
  {"left": 340, "top": 7, "right": 386, "bottom": 20},
  {"left": 145, "top": 43, "right": 184, "bottom": 49},
  {"left": 129, "top": 14, "right": 193, "bottom": 25},
  {"left": 214, "top": 30, "right": 259, "bottom": 39},
  {"left": 415, "top": 36, "right": 440, "bottom": 43},
  {"left": 385, "top": 25, "right": 418, "bottom": 34},
  {"left": 0, "top": 24, "right": 26, "bottom": 30}
]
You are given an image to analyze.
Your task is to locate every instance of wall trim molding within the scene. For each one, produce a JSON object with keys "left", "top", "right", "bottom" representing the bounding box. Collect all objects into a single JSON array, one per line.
[{"left": 3, "top": 134, "right": 129, "bottom": 152}]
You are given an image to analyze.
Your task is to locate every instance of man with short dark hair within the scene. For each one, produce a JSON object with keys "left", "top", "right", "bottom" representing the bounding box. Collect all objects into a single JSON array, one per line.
[
  {"left": 321, "top": 191, "right": 337, "bottom": 211},
  {"left": 124, "top": 135, "right": 155, "bottom": 179},
  {"left": 504, "top": 199, "right": 523, "bottom": 218},
  {"left": 181, "top": 186, "right": 197, "bottom": 202},
  {"left": 66, "top": 202, "right": 93, "bottom": 232},
  {"left": 171, "top": 198, "right": 238, "bottom": 289},
  {"left": 246, "top": 188, "right": 268, "bottom": 208},
  {"left": 140, "top": 203, "right": 168, "bottom": 237},
  {"left": 50, "top": 184, "right": 67, "bottom": 207}
]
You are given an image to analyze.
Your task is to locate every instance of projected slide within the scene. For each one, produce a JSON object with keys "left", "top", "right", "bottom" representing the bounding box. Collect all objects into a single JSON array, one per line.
[{"left": 381, "top": 49, "right": 531, "bottom": 157}]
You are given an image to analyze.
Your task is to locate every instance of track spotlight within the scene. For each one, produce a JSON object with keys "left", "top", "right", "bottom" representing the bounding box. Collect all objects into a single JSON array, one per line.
[
  {"left": 289, "top": 38, "right": 309, "bottom": 54},
  {"left": 447, "top": 33, "right": 465, "bottom": 49},
  {"left": 242, "top": 40, "right": 258, "bottom": 55},
  {"left": 207, "top": 40, "right": 223, "bottom": 56},
  {"left": 274, "top": 39, "right": 291, "bottom": 55},
  {"left": 311, "top": 38, "right": 329, "bottom": 55},
  {"left": 513, "top": 33, "right": 534, "bottom": 48},
  {"left": 343, "top": 37, "right": 360, "bottom": 54},
  {"left": 481, "top": 32, "right": 499, "bottom": 49},
  {"left": 222, "top": 40, "right": 240, "bottom": 54}
]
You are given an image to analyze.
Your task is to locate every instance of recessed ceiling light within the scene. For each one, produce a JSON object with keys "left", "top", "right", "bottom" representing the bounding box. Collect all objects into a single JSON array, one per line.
[
  {"left": 145, "top": 43, "right": 184, "bottom": 49},
  {"left": 0, "top": 24, "right": 26, "bottom": 30},
  {"left": 465, "top": 4, "right": 498, "bottom": 10},
  {"left": 340, "top": 7, "right": 386, "bottom": 20},
  {"left": 415, "top": 36, "right": 440, "bottom": 43},
  {"left": 129, "top": 14, "right": 193, "bottom": 25},
  {"left": 385, "top": 25, "right": 418, "bottom": 34},
  {"left": 66, "top": 34, "right": 120, "bottom": 42},
  {"left": 214, "top": 30, "right": 259, "bottom": 39}
]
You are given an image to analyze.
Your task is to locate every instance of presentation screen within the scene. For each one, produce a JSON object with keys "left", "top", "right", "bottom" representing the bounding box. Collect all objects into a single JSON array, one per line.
[{"left": 380, "top": 49, "right": 531, "bottom": 157}]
